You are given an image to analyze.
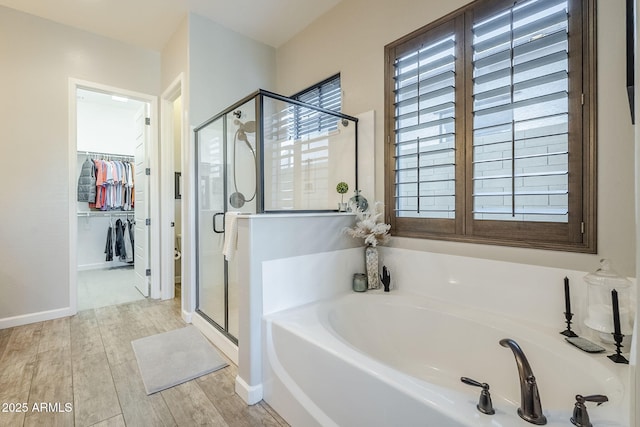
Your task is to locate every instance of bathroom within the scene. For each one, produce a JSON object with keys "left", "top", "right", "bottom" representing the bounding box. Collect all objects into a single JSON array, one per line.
[
  {"left": 225, "top": 0, "right": 639, "bottom": 426},
  {"left": 0, "top": 0, "right": 637, "bottom": 425}
]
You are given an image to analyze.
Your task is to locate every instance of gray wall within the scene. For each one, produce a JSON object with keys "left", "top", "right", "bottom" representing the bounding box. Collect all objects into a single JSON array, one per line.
[
  {"left": 183, "top": 13, "right": 277, "bottom": 314},
  {"left": 0, "top": 5, "right": 160, "bottom": 324},
  {"left": 189, "top": 13, "right": 276, "bottom": 128}
]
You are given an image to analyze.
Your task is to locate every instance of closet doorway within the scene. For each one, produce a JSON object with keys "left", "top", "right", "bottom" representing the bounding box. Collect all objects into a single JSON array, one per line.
[{"left": 72, "top": 83, "right": 154, "bottom": 311}]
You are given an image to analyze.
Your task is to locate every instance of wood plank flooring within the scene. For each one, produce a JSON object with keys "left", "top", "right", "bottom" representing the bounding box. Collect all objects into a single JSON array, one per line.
[{"left": 0, "top": 294, "right": 289, "bottom": 427}]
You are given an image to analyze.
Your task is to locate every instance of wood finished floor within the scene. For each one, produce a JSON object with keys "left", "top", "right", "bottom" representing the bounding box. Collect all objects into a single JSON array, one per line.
[{"left": 0, "top": 294, "right": 289, "bottom": 427}]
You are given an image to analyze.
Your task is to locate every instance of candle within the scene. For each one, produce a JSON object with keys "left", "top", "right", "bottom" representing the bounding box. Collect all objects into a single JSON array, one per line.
[
  {"left": 611, "top": 289, "right": 622, "bottom": 336},
  {"left": 564, "top": 277, "right": 571, "bottom": 315}
]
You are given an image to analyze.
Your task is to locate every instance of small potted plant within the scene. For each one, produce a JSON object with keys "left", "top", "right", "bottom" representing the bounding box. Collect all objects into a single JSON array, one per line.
[{"left": 336, "top": 181, "right": 349, "bottom": 211}]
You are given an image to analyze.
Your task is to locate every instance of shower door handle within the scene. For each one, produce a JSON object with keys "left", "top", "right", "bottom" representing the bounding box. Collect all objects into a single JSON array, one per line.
[{"left": 213, "top": 212, "right": 225, "bottom": 233}]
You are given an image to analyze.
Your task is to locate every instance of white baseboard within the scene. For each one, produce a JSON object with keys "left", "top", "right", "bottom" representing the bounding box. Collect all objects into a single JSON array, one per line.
[
  {"left": 192, "top": 313, "right": 238, "bottom": 365},
  {"left": 0, "top": 306, "right": 75, "bottom": 329},
  {"left": 235, "top": 375, "right": 263, "bottom": 405},
  {"left": 182, "top": 309, "right": 192, "bottom": 323},
  {"left": 78, "top": 261, "right": 131, "bottom": 271}
]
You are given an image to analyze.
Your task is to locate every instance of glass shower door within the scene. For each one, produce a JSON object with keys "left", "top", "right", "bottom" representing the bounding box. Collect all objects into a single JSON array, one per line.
[
  {"left": 196, "top": 117, "right": 227, "bottom": 334},
  {"left": 195, "top": 98, "right": 256, "bottom": 344}
]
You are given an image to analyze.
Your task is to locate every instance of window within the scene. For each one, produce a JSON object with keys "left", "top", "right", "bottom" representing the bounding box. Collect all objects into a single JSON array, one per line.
[
  {"left": 291, "top": 74, "right": 341, "bottom": 138},
  {"left": 264, "top": 75, "right": 344, "bottom": 209},
  {"left": 384, "top": 0, "right": 595, "bottom": 252}
]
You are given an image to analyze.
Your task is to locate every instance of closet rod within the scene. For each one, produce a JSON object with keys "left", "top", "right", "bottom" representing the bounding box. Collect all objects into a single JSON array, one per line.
[
  {"left": 77, "top": 211, "right": 133, "bottom": 217},
  {"left": 78, "top": 150, "right": 134, "bottom": 161}
]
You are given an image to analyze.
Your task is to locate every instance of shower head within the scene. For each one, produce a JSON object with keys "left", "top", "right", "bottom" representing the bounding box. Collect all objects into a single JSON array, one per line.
[
  {"left": 243, "top": 121, "right": 256, "bottom": 133},
  {"left": 234, "top": 119, "right": 256, "bottom": 134}
]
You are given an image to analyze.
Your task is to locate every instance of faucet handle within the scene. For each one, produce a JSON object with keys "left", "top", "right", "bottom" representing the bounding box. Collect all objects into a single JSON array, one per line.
[
  {"left": 579, "top": 394, "right": 608, "bottom": 405},
  {"left": 460, "top": 377, "right": 495, "bottom": 415},
  {"left": 461, "top": 377, "right": 485, "bottom": 388},
  {"left": 571, "top": 394, "right": 608, "bottom": 427}
]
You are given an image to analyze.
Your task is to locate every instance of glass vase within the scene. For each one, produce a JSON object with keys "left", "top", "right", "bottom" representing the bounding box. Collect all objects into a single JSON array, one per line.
[
  {"left": 352, "top": 273, "right": 367, "bottom": 292},
  {"left": 365, "top": 245, "right": 379, "bottom": 289},
  {"left": 349, "top": 190, "right": 368, "bottom": 211}
]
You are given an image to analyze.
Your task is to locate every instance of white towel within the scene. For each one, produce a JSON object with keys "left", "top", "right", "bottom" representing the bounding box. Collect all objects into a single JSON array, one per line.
[{"left": 222, "top": 212, "right": 241, "bottom": 261}]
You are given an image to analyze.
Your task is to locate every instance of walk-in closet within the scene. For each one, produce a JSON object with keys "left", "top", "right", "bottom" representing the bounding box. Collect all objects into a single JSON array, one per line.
[{"left": 76, "top": 88, "right": 149, "bottom": 310}]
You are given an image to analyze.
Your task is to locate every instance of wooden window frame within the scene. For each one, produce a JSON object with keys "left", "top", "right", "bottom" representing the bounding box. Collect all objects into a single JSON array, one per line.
[{"left": 384, "top": 0, "right": 596, "bottom": 253}]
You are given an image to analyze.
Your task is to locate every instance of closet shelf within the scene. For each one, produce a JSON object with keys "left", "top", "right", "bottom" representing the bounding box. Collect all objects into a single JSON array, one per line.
[
  {"left": 77, "top": 211, "right": 133, "bottom": 217},
  {"left": 78, "top": 150, "right": 134, "bottom": 161}
]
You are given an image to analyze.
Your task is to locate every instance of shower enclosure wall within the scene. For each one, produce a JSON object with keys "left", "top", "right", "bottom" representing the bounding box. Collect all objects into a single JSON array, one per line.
[{"left": 194, "top": 90, "right": 358, "bottom": 343}]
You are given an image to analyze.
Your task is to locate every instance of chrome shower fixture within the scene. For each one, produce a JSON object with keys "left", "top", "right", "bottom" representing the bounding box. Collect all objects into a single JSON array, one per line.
[
  {"left": 229, "top": 118, "right": 257, "bottom": 209},
  {"left": 234, "top": 119, "right": 256, "bottom": 135}
]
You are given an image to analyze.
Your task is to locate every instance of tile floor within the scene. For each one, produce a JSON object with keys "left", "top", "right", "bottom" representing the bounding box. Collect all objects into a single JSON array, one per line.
[
  {"left": 0, "top": 292, "right": 289, "bottom": 427},
  {"left": 77, "top": 267, "right": 145, "bottom": 311}
]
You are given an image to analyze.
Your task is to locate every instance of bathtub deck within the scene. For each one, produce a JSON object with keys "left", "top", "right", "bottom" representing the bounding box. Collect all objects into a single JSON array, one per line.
[{"left": 0, "top": 295, "right": 289, "bottom": 427}]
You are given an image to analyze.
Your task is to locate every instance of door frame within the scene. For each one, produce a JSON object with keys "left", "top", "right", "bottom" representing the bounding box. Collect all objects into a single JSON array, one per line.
[
  {"left": 160, "top": 74, "right": 185, "bottom": 302},
  {"left": 68, "top": 78, "right": 160, "bottom": 311}
]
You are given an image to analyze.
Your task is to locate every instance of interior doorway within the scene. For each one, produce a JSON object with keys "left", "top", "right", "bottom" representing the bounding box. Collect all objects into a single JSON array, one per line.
[
  {"left": 69, "top": 79, "right": 158, "bottom": 312},
  {"left": 160, "top": 75, "right": 185, "bottom": 304}
]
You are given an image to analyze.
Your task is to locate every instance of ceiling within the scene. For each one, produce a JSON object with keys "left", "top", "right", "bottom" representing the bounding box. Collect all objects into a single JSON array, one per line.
[
  {"left": 0, "top": 0, "right": 342, "bottom": 50},
  {"left": 77, "top": 88, "right": 145, "bottom": 112}
]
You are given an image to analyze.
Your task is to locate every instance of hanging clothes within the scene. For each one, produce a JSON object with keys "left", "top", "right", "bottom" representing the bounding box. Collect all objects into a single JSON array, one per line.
[
  {"left": 78, "top": 153, "right": 135, "bottom": 211},
  {"left": 114, "top": 219, "right": 127, "bottom": 262},
  {"left": 129, "top": 162, "right": 135, "bottom": 208},
  {"left": 124, "top": 218, "right": 134, "bottom": 263},
  {"left": 77, "top": 158, "right": 96, "bottom": 203},
  {"left": 127, "top": 218, "right": 135, "bottom": 260},
  {"left": 104, "top": 225, "right": 113, "bottom": 261},
  {"left": 93, "top": 159, "right": 105, "bottom": 209}
]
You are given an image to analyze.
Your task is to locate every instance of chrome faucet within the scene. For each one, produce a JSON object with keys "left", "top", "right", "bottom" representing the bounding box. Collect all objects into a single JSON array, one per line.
[{"left": 500, "top": 338, "right": 547, "bottom": 425}]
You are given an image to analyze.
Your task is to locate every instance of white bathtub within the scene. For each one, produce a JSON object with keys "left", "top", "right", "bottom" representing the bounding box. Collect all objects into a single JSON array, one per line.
[{"left": 262, "top": 291, "right": 630, "bottom": 427}]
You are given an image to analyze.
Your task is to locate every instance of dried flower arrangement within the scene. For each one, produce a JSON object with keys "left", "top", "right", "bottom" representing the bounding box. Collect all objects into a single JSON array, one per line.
[{"left": 343, "top": 202, "right": 391, "bottom": 247}]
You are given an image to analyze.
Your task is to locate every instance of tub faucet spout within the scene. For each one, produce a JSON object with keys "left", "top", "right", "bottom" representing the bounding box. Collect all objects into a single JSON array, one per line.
[{"left": 499, "top": 338, "right": 547, "bottom": 425}]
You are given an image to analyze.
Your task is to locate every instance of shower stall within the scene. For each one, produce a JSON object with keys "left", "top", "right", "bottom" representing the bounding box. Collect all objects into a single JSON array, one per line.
[{"left": 194, "top": 89, "right": 358, "bottom": 343}]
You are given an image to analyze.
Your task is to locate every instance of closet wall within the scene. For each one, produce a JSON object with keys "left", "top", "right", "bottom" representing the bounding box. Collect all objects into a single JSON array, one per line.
[{"left": 76, "top": 89, "right": 143, "bottom": 270}]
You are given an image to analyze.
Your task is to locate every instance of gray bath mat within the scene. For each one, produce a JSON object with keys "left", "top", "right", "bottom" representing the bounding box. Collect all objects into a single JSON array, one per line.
[{"left": 131, "top": 325, "right": 228, "bottom": 394}]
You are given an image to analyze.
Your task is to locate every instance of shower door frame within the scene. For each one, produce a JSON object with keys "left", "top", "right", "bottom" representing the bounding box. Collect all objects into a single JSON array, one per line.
[
  {"left": 194, "top": 89, "right": 359, "bottom": 345},
  {"left": 194, "top": 92, "right": 261, "bottom": 345},
  {"left": 258, "top": 89, "right": 359, "bottom": 213}
]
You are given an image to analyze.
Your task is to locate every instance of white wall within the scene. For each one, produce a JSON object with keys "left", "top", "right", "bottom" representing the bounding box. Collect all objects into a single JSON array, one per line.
[
  {"left": 161, "top": 16, "right": 189, "bottom": 313},
  {"left": 0, "top": 5, "right": 160, "bottom": 326},
  {"left": 161, "top": 17, "right": 188, "bottom": 93},
  {"left": 275, "top": 0, "right": 637, "bottom": 278},
  {"left": 77, "top": 95, "right": 140, "bottom": 155},
  {"left": 189, "top": 13, "right": 276, "bottom": 127},
  {"left": 235, "top": 213, "right": 361, "bottom": 404}
]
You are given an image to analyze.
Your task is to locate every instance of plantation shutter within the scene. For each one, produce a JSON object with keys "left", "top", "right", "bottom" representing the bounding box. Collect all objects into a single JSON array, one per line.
[
  {"left": 471, "top": 0, "right": 569, "bottom": 223},
  {"left": 393, "top": 28, "right": 457, "bottom": 219}
]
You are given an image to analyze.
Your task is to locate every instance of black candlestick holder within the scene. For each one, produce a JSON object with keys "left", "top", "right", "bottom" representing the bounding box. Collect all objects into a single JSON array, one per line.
[
  {"left": 607, "top": 332, "right": 629, "bottom": 364},
  {"left": 560, "top": 312, "right": 579, "bottom": 338}
]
